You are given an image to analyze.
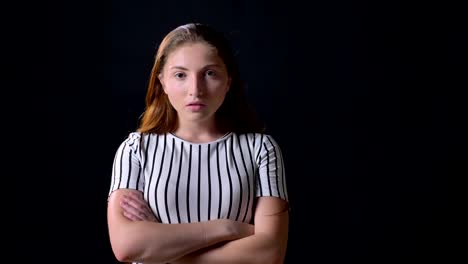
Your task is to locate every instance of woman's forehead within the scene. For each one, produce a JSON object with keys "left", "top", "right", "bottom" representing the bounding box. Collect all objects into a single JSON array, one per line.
[{"left": 165, "top": 43, "right": 225, "bottom": 69}]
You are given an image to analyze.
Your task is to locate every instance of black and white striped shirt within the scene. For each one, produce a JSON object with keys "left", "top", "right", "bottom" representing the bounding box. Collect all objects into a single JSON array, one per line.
[{"left": 109, "top": 132, "right": 288, "bottom": 224}]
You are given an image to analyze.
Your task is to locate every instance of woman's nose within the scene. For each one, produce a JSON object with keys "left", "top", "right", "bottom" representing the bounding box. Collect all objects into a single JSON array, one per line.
[{"left": 188, "top": 76, "right": 204, "bottom": 97}]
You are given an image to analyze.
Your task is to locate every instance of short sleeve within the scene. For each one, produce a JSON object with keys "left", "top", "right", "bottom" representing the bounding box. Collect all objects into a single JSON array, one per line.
[
  {"left": 255, "top": 134, "right": 289, "bottom": 202},
  {"left": 108, "top": 132, "right": 145, "bottom": 198}
]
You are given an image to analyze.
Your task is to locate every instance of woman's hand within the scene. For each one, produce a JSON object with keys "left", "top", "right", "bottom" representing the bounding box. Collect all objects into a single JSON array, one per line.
[{"left": 120, "top": 191, "right": 157, "bottom": 222}]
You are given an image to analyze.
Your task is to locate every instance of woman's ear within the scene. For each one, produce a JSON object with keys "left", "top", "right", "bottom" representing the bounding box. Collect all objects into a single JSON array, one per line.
[
  {"left": 226, "top": 77, "right": 232, "bottom": 92},
  {"left": 158, "top": 74, "right": 167, "bottom": 93}
]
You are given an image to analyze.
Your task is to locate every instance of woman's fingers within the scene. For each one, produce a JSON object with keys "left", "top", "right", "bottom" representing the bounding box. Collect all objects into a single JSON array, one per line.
[
  {"left": 120, "top": 194, "right": 157, "bottom": 221},
  {"left": 122, "top": 194, "right": 146, "bottom": 211},
  {"left": 123, "top": 210, "right": 145, "bottom": 221},
  {"left": 120, "top": 199, "right": 146, "bottom": 220}
]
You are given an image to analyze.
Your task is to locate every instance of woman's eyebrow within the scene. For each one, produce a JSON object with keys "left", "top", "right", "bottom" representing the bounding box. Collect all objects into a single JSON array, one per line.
[
  {"left": 202, "top": 64, "right": 223, "bottom": 69},
  {"left": 168, "top": 66, "right": 189, "bottom": 70},
  {"left": 168, "top": 64, "right": 223, "bottom": 71}
]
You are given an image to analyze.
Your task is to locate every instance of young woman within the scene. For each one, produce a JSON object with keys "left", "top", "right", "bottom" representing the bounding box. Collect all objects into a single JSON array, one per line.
[{"left": 107, "top": 23, "right": 289, "bottom": 264}]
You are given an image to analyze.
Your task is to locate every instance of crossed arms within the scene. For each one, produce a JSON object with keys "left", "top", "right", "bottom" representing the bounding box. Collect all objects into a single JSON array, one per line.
[{"left": 107, "top": 189, "right": 289, "bottom": 264}]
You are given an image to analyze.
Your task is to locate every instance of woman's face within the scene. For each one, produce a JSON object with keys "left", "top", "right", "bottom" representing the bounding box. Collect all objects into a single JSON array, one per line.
[{"left": 159, "top": 42, "right": 231, "bottom": 126}]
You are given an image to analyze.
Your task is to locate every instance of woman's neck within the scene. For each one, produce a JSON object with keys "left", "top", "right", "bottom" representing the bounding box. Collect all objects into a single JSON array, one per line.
[{"left": 174, "top": 120, "right": 225, "bottom": 143}]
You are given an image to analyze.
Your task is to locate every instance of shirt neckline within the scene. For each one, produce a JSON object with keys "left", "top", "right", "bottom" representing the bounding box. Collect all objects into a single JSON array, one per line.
[{"left": 167, "top": 132, "right": 232, "bottom": 145}]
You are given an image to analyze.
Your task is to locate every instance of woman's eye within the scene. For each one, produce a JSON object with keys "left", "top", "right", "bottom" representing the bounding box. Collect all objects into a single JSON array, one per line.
[
  {"left": 174, "top": 72, "right": 186, "bottom": 79},
  {"left": 205, "top": 70, "right": 216, "bottom": 77}
]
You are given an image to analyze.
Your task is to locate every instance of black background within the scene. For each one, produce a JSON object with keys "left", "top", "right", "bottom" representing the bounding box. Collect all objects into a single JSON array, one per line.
[{"left": 14, "top": 0, "right": 466, "bottom": 263}]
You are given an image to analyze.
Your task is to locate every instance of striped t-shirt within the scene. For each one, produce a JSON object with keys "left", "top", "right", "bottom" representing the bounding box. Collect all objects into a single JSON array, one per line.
[{"left": 108, "top": 132, "right": 288, "bottom": 224}]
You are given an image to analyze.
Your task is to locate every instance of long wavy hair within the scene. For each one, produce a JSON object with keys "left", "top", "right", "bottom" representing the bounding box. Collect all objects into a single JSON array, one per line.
[{"left": 137, "top": 23, "right": 265, "bottom": 134}]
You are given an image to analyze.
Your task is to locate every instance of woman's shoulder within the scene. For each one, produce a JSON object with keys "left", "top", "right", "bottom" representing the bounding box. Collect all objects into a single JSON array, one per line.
[
  {"left": 123, "top": 131, "right": 142, "bottom": 143},
  {"left": 118, "top": 131, "right": 167, "bottom": 153},
  {"left": 232, "top": 132, "right": 282, "bottom": 149},
  {"left": 124, "top": 131, "right": 165, "bottom": 141},
  {"left": 116, "top": 131, "right": 141, "bottom": 151},
  {"left": 234, "top": 132, "right": 276, "bottom": 141},
  {"left": 125, "top": 131, "right": 175, "bottom": 145}
]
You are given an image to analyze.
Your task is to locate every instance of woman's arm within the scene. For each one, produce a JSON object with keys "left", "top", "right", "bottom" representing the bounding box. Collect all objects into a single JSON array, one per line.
[
  {"left": 172, "top": 196, "right": 289, "bottom": 264},
  {"left": 107, "top": 189, "right": 254, "bottom": 263}
]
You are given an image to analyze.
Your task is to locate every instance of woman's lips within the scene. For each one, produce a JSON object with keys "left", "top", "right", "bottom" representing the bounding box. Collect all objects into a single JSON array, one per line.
[{"left": 186, "top": 103, "right": 206, "bottom": 111}]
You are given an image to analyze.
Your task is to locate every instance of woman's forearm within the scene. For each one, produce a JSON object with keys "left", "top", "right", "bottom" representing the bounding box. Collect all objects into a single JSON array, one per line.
[
  {"left": 173, "top": 232, "right": 286, "bottom": 264},
  {"left": 111, "top": 219, "right": 242, "bottom": 263},
  {"left": 108, "top": 190, "right": 254, "bottom": 263},
  {"left": 173, "top": 197, "right": 290, "bottom": 264}
]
